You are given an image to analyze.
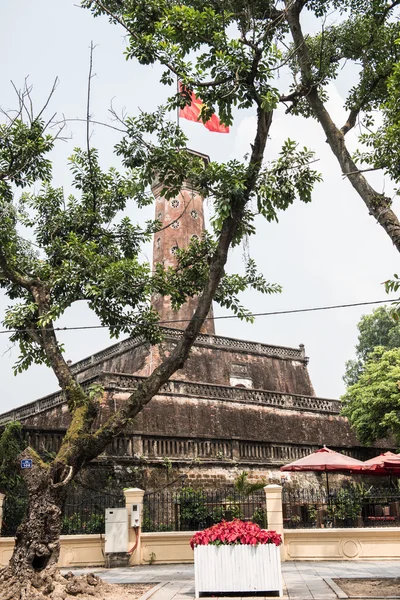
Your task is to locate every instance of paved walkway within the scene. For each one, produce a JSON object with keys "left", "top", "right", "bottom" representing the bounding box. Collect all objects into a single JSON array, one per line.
[{"left": 68, "top": 561, "right": 400, "bottom": 599}]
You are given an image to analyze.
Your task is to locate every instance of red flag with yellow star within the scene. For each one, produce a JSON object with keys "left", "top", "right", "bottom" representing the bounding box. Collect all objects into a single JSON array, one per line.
[{"left": 179, "top": 86, "right": 230, "bottom": 134}]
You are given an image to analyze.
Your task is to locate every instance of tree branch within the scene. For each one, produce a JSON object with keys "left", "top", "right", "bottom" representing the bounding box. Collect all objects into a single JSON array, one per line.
[
  {"left": 58, "top": 108, "right": 274, "bottom": 468},
  {"left": 285, "top": 0, "right": 400, "bottom": 252},
  {"left": 91, "top": 0, "right": 237, "bottom": 91},
  {"left": 341, "top": 107, "right": 359, "bottom": 136},
  {"left": 85, "top": 41, "right": 99, "bottom": 240},
  {"left": 0, "top": 253, "right": 36, "bottom": 291},
  {"left": 341, "top": 65, "right": 395, "bottom": 136}
]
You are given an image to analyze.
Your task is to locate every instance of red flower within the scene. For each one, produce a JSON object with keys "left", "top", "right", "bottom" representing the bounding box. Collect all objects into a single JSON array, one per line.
[{"left": 189, "top": 520, "right": 282, "bottom": 549}]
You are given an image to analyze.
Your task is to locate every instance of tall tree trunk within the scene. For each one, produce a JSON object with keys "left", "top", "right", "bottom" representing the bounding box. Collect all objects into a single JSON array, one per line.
[
  {"left": 10, "top": 479, "right": 64, "bottom": 580},
  {"left": 0, "top": 452, "right": 64, "bottom": 598},
  {"left": 0, "top": 452, "right": 103, "bottom": 599}
]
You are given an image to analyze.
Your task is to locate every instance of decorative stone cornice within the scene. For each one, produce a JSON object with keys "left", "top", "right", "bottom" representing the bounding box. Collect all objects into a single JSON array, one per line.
[
  {"left": 19, "top": 428, "right": 375, "bottom": 465},
  {"left": 0, "top": 371, "right": 340, "bottom": 426},
  {"left": 104, "top": 373, "right": 340, "bottom": 413},
  {"left": 67, "top": 328, "right": 308, "bottom": 380},
  {"left": 0, "top": 377, "right": 98, "bottom": 426}
]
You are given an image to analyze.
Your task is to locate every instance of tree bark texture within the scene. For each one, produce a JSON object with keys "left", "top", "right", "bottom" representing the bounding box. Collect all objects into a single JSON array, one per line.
[
  {"left": 10, "top": 454, "right": 65, "bottom": 575},
  {"left": 0, "top": 450, "right": 108, "bottom": 599}
]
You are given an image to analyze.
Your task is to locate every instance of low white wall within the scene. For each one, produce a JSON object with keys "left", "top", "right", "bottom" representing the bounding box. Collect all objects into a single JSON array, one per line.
[
  {"left": 0, "top": 538, "right": 13, "bottom": 566},
  {"left": 2, "top": 527, "right": 400, "bottom": 567},
  {"left": 140, "top": 527, "right": 400, "bottom": 563},
  {"left": 0, "top": 534, "right": 105, "bottom": 568},
  {"left": 59, "top": 534, "right": 105, "bottom": 567},
  {"left": 284, "top": 527, "right": 400, "bottom": 560},
  {"left": 141, "top": 531, "right": 194, "bottom": 564}
]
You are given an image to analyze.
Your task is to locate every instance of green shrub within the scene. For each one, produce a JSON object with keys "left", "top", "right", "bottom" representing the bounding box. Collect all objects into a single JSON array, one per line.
[
  {"left": 61, "top": 511, "right": 105, "bottom": 534},
  {"left": 252, "top": 506, "right": 268, "bottom": 528},
  {"left": 331, "top": 489, "right": 361, "bottom": 522}
]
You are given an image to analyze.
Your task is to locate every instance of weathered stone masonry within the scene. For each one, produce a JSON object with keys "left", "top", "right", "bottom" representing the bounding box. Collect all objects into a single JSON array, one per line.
[
  {"left": 0, "top": 158, "right": 392, "bottom": 490},
  {"left": 0, "top": 329, "right": 389, "bottom": 489}
]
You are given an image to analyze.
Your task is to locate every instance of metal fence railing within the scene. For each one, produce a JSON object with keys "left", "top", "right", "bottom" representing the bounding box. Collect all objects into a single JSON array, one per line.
[
  {"left": 142, "top": 488, "right": 267, "bottom": 532},
  {"left": 283, "top": 486, "right": 400, "bottom": 529},
  {"left": 1, "top": 485, "right": 125, "bottom": 537},
  {"left": 7, "top": 483, "right": 400, "bottom": 537},
  {"left": 61, "top": 486, "right": 125, "bottom": 535},
  {"left": 1, "top": 493, "right": 28, "bottom": 537}
]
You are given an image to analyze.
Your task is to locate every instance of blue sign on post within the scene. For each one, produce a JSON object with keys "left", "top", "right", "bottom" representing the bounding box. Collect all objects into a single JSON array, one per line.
[{"left": 21, "top": 459, "right": 33, "bottom": 469}]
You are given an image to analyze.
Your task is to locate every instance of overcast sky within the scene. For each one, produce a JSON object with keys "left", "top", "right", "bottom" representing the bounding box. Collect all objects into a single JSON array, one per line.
[{"left": 0, "top": 1, "right": 399, "bottom": 413}]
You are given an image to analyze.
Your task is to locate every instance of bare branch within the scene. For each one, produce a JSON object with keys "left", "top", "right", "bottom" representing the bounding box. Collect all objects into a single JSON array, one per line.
[
  {"left": 10, "top": 80, "right": 34, "bottom": 124},
  {"left": 37, "top": 77, "right": 59, "bottom": 121},
  {"left": 342, "top": 166, "right": 382, "bottom": 177},
  {"left": 52, "top": 116, "right": 127, "bottom": 134},
  {"left": 86, "top": 42, "right": 95, "bottom": 157},
  {"left": 51, "top": 466, "right": 74, "bottom": 489}
]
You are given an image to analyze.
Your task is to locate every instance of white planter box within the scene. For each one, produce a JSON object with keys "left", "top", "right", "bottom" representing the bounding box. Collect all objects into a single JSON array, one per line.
[{"left": 194, "top": 544, "right": 282, "bottom": 597}]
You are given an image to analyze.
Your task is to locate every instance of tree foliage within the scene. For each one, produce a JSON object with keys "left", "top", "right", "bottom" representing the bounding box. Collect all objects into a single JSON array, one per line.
[
  {"left": 343, "top": 306, "right": 400, "bottom": 386},
  {"left": 234, "top": 470, "right": 266, "bottom": 496},
  {"left": 0, "top": 49, "right": 320, "bottom": 593},
  {"left": 2, "top": 0, "right": 400, "bottom": 593},
  {"left": 0, "top": 422, "right": 26, "bottom": 496},
  {"left": 83, "top": 0, "right": 400, "bottom": 253},
  {"left": 342, "top": 347, "right": 400, "bottom": 445},
  {"left": 0, "top": 109, "right": 315, "bottom": 378},
  {"left": 354, "top": 38, "right": 400, "bottom": 189}
]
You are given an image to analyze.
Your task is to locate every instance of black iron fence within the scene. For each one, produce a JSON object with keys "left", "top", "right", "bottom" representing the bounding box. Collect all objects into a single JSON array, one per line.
[
  {"left": 6, "top": 483, "right": 400, "bottom": 537},
  {"left": 142, "top": 488, "right": 267, "bottom": 532},
  {"left": 283, "top": 486, "right": 400, "bottom": 529},
  {"left": 1, "top": 493, "right": 28, "bottom": 537},
  {"left": 1, "top": 485, "right": 125, "bottom": 537},
  {"left": 61, "top": 486, "right": 125, "bottom": 535}
]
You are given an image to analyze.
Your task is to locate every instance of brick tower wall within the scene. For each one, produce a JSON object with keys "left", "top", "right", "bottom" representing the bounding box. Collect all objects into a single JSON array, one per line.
[{"left": 151, "top": 169, "right": 215, "bottom": 335}]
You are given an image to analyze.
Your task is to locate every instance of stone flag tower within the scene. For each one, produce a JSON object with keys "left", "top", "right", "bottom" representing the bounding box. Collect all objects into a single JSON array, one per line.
[{"left": 151, "top": 150, "right": 215, "bottom": 334}]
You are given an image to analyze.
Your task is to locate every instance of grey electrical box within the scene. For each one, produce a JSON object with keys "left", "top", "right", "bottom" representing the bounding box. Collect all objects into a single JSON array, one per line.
[{"left": 105, "top": 508, "right": 128, "bottom": 553}]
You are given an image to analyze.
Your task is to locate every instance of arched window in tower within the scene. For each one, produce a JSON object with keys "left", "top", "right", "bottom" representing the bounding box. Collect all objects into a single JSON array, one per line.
[
  {"left": 171, "top": 220, "right": 180, "bottom": 229},
  {"left": 190, "top": 210, "right": 198, "bottom": 219},
  {"left": 157, "top": 212, "right": 163, "bottom": 221},
  {"left": 156, "top": 238, "right": 161, "bottom": 249},
  {"left": 171, "top": 199, "right": 180, "bottom": 209}
]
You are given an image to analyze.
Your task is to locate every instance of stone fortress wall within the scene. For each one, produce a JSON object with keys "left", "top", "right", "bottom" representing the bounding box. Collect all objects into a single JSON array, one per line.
[
  {"left": 0, "top": 157, "right": 392, "bottom": 492},
  {"left": 0, "top": 329, "right": 390, "bottom": 491}
]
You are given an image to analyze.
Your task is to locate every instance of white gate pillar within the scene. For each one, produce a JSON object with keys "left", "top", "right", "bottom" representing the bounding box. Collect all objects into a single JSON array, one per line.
[
  {"left": 264, "top": 484, "right": 285, "bottom": 561},
  {"left": 124, "top": 487, "right": 144, "bottom": 565}
]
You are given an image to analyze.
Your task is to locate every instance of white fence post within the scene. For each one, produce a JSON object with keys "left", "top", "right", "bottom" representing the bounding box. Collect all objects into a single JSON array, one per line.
[
  {"left": 264, "top": 484, "right": 285, "bottom": 562},
  {"left": 124, "top": 487, "right": 144, "bottom": 565}
]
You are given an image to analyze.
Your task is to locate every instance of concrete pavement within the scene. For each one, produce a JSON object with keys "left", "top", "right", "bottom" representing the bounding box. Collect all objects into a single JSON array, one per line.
[{"left": 67, "top": 560, "right": 400, "bottom": 599}]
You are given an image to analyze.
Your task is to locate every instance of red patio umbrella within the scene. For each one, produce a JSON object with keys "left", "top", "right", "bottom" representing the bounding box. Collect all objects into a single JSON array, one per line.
[
  {"left": 362, "top": 452, "right": 400, "bottom": 476},
  {"left": 384, "top": 458, "right": 400, "bottom": 469},
  {"left": 361, "top": 452, "right": 400, "bottom": 489},
  {"left": 280, "top": 446, "right": 365, "bottom": 494}
]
